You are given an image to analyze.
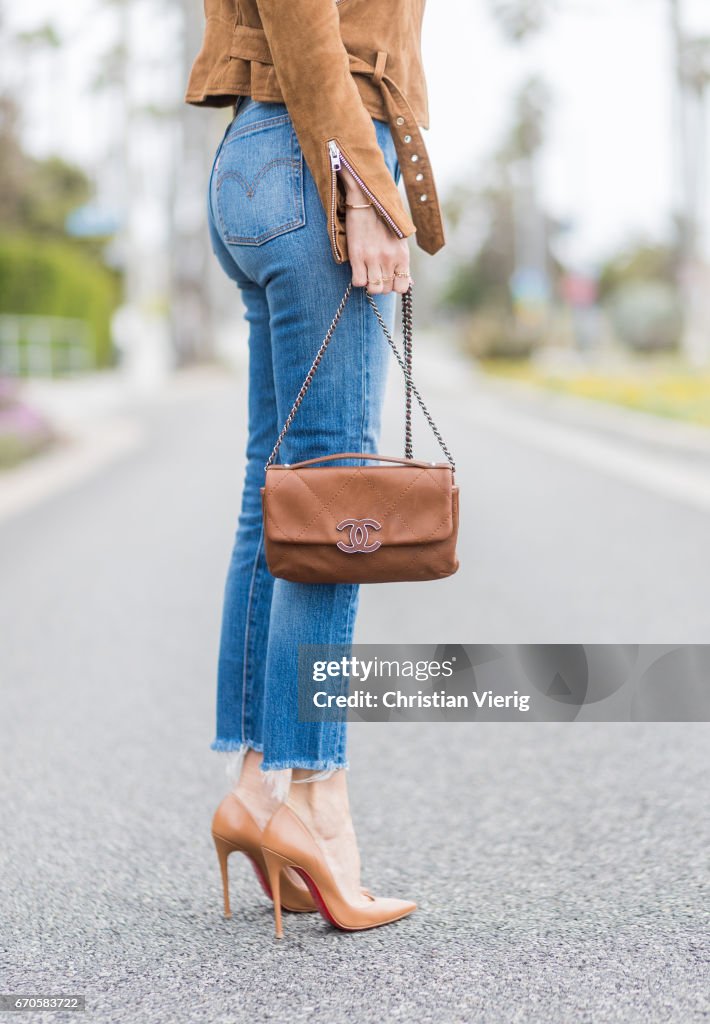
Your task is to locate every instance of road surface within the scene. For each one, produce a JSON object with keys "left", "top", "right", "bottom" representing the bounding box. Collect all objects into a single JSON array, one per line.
[{"left": 2, "top": 363, "right": 708, "bottom": 1023}]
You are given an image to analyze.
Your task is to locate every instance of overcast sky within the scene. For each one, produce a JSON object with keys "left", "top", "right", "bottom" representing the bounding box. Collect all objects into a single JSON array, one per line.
[{"left": 7, "top": 0, "right": 710, "bottom": 267}]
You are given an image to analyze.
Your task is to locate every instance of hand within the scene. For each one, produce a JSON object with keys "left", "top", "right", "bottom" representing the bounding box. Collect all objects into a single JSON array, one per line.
[{"left": 340, "top": 179, "right": 411, "bottom": 297}]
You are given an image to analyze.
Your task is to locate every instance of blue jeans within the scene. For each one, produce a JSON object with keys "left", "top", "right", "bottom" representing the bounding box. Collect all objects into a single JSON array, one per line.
[{"left": 206, "top": 96, "right": 401, "bottom": 774}]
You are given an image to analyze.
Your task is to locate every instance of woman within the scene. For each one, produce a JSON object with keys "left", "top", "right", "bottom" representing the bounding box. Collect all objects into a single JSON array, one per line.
[{"left": 185, "top": 0, "right": 445, "bottom": 936}]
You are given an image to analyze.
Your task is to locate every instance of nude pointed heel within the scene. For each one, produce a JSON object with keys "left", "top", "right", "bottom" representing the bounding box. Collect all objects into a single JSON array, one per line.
[
  {"left": 213, "top": 834, "right": 237, "bottom": 917},
  {"left": 210, "top": 793, "right": 316, "bottom": 915},
  {"left": 261, "top": 803, "right": 417, "bottom": 935},
  {"left": 262, "top": 848, "right": 290, "bottom": 938}
]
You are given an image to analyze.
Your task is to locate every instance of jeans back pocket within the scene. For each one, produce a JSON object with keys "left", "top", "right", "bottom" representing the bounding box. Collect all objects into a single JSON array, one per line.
[{"left": 215, "top": 113, "right": 305, "bottom": 246}]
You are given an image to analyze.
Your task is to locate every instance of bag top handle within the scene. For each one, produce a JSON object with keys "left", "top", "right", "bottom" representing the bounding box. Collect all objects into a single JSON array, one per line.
[
  {"left": 266, "top": 452, "right": 453, "bottom": 471},
  {"left": 264, "top": 284, "right": 456, "bottom": 473}
]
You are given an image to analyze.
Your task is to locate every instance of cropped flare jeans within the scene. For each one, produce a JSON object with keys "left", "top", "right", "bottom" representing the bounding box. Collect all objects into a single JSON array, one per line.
[{"left": 206, "top": 96, "right": 400, "bottom": 776}]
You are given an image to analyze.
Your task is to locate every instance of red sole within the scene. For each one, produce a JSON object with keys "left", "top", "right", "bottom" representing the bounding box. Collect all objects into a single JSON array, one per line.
[{"left": 289, "top": 867, "right": 353, "bottom": 931}]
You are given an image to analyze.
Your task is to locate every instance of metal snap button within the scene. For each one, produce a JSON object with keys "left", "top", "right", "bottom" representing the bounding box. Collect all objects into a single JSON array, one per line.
[
  {"left": 415, "top": 172, "right": 424, "bottom": 181},
  {"left": 419, "top": 194, "right": 428, "bottom": 202},
  {"left": 396, "top": 116, "right": 405, "bottom": 125},
  {"left": 411, "top": 154, "right": 419, "bottom": 162},
  {"left": 404, "top": 134, "right": 412, "bottom": 143}
]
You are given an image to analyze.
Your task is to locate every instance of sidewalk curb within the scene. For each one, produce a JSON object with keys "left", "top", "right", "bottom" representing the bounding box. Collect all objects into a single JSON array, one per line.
[
  {"left": 0, "top": 366, "right": 242, "bottom": 527},
  {"left": 0, "top": 415, "right": 144, "bottom": 526}
]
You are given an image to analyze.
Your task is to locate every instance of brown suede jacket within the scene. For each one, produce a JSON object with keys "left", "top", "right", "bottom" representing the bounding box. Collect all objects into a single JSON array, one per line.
[{"left": 184, "top": 0, "right": 445, "bottom": 264}]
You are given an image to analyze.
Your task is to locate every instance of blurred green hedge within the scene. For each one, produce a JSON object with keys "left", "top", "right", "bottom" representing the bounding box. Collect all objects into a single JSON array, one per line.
[{"left": 0, "top": 234, "right": 120, "bottom": 368}]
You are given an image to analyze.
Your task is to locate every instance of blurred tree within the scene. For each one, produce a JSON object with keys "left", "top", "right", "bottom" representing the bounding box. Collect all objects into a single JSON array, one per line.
[
  {"left": 500, "top": 76, "right": 549, "bottom": 163},
  {"left": 598, "top": 241, "right": 683, "bottom": 353},
  {"left": 0, "top": 15, "right": 119, "bottom": 370},
  {"left": 486, "top": 2, "right": 555, "bottom": 345},
  {"left": 442, "top": 77, "right": 554, "bottom": 331},
  {"left": 29, "top": 158, "right": 92, "bottom": 235},
  {"left": 24, "top": 158, "right": 91, "bottom": 237},
  {"left": 0, "top": 96, "right": 25, "bottom": 226},
  {"left": 598, "top": 243, "right": 680, "bottom": 300},
  {"left": 168, "top": 0, "right": 217, "bottom": 366},
  {"left": 441, "top": 76, "right": 560, "bottom": 358},
  {"left": 0, "top": 94, "right": 92, "bottom": 236},
  {"left": 90, "top": 0, "right": 216, "bottom": 366},
  {"left": 0, "top": 235, "right": 120, "bottom": 367},
  {"left": 489, "top": 0, "right": 557, "bottom": 42},
  {"left": 15, "top": 23, "right": 61, "bottom": 50},
  {"left": 442, "top": 178, "right": 515, "bottom": 315}
]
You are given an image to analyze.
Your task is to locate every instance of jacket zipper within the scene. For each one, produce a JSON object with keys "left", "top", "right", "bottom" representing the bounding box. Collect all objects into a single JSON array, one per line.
[
  {"left": 327, "top": 138, "right": 406, "bottom": 262},
  {"left": 328, "top": 140, "right": 344, "bottom": 262}
]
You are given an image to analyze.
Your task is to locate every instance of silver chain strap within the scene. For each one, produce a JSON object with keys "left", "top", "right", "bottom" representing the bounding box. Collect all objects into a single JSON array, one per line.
[
  {"left": 264, "top": 283, "right": 456, "bottom": 472},
  {"left": 403, "top": 285, "right": 413, "bottom": 459},
  {"left": 364, "top": 289, "right": 456, "bottom": 471},
  {"left": 264, "top": 284, "right": 353, "bottom": 470}
]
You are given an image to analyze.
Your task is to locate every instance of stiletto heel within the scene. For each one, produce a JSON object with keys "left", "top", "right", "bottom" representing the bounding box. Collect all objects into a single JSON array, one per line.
[
  {"left": 262, "top": 804, "right": 417, "bottom": 934},
  {"left": 262, "top": 848, "right": 290, "bottom": 939},
  {"left": 213, "top": 834, "right": 236, "bottom": 918},
  {"left": 210, "top": 793, "right": 316, "bottom": 915}
]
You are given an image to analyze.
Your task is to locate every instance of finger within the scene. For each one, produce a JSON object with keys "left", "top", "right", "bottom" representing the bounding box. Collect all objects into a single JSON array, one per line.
[
  {"left": 392, "top": 271, "right": 411, "bottom": 295},
  {"left": 365, "top": 260, "right": 384, "bottom": 295},
  {"left": 350, "top": 252, "right": 368, "bottom": 289},
  {"left": 379, "top": 263, "right": 395, "bottom": 295},
  {"left": 390, "top": 263, "right": 411, "bottom": 295}
]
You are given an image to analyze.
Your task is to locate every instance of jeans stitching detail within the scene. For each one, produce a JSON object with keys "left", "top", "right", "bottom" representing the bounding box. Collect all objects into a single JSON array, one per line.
[
  {"left": 218, "top": 160, "right": 300, "bottom": 198},
  {"left": 216, "top": 119, "right": 305, "bottom": 246},
  {"left": 337, "top": 583, "right": 360, "bottom": 760}
]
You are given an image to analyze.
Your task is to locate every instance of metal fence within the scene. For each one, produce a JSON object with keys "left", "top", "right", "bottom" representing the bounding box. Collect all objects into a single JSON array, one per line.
[{"left": 0, "top": 315, "right": 94, "bottom": 377}]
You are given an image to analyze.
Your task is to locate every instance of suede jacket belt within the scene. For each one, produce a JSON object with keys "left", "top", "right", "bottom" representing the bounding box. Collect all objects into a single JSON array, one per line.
[{"left": 228, "top": 24, "right": 445, "bottom": 260}]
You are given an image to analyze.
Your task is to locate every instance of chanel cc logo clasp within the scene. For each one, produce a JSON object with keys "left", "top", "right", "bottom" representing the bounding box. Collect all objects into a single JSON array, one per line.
[{"left": 336, "top": 518, "right": 382, "bottom": 554}]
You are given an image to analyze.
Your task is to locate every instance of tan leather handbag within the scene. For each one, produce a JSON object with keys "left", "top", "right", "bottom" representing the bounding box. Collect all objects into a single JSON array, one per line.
[{"left": 260, "top": 284, "right": 459, "bottom": 584}]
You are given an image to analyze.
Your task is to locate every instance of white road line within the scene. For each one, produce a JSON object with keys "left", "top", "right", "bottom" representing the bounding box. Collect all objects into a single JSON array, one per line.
[{"left": 466, "top": 396, "right": 710, "bottom": 512}]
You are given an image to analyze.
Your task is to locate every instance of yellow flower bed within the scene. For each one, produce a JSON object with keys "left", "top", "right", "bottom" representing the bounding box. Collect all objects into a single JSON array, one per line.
[{"left": 481, "top": 361, "right": 710, "bottom": 426}]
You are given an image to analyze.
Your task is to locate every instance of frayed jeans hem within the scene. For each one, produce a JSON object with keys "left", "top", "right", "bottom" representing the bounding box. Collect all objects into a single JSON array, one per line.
[
  {"left": 211, "top": 739, "right": 264, "bottom": 753},
  {"left": 260, "top": 759, "right": 349, "bottom": 773}
]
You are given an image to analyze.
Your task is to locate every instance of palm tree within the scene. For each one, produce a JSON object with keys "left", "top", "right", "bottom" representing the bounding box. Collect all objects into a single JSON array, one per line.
[
  {"left": 669, "top": 0, "right": 710, "bottom": 363},
  {"left": 168, "top": 0, "right": 216, "bottom": 365},
  {"left": 489, "top": 2, "right": 554, "bottom": 339},
  {"left": 93, "top": 0, "right": 216, "bottom": 367}
]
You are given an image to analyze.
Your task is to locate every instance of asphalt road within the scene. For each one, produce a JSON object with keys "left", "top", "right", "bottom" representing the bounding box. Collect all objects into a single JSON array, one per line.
[{"left": 2, "top": 366, "right": 708, "bottom": 1023}]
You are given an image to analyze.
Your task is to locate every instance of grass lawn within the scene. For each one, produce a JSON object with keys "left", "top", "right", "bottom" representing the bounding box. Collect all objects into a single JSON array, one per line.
[{"left": 480, "top": 358, "right": 710, "bottom": 427}]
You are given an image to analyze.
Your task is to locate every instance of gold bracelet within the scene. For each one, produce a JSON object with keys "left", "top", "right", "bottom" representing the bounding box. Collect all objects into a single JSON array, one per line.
[{"left": 345, "top": 201, "right": 373, "bottom": 209}]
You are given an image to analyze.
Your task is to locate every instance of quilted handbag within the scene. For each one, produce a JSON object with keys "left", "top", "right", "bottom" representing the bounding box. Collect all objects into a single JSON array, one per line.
[{"left": 260, "top": 283, "right": 459, "bottom": 584}]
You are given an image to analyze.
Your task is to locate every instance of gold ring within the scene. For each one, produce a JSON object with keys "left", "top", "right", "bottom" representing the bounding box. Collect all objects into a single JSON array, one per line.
[
  {"left": 393, "top": 270, "right": 410, "bottom": 278},
  {"left": 367, "top": 278, "right": 383, "bottom": 286}
]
